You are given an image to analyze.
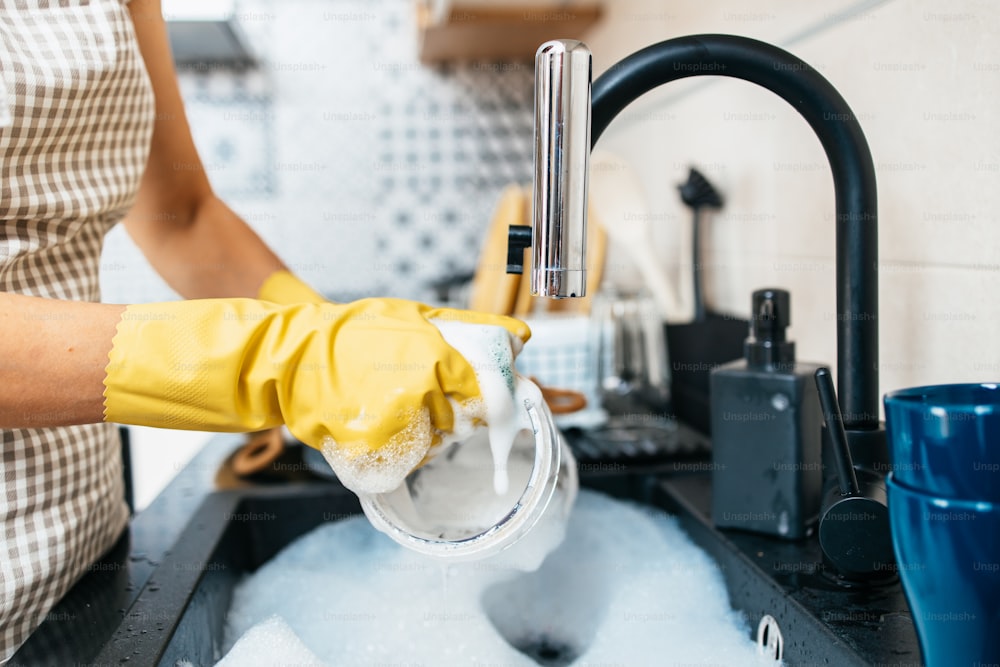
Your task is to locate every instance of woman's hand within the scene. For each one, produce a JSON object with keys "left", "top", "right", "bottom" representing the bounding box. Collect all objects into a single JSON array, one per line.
[{"left": 103, "top": 297, "right": 529, "bottom": 491}]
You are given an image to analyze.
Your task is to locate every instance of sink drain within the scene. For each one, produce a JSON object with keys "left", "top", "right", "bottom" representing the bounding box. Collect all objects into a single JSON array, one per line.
[
  {"left": 511, "top": 635, "right": 579, "bottom": 667},
  {"left": 481, "top": 548, "right": 609, "bottom": 667},
  {"left": 756, "top": 614, "right": 784, "bottom": 661}
]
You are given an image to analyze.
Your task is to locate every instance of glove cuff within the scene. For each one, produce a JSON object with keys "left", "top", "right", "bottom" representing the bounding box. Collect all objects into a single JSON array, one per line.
[
  {"left": 258, "top": 270, "right": 326, "bottom": 305},
  {"left": 103, "top": 299, "right": 287, "bottom": 432}
]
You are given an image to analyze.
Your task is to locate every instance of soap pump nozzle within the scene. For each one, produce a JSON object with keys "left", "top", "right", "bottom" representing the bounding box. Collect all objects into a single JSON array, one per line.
[{"left": 745, "top": 288, "right": 794, "bottom": 370}]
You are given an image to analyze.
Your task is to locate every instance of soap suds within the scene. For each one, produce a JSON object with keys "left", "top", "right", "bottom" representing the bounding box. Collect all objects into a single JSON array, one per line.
[
  {"left": 215, "top": 616, "right": 324, "bottom": 667},
  {"left": 320, "top": 406, "right": 432, "bottom": 495},
  {"left": 432, "top": 319, "right": 534, "bottom": 496},
  {"left": 217, "top": 490, "right": 777, "bottom": 667}
]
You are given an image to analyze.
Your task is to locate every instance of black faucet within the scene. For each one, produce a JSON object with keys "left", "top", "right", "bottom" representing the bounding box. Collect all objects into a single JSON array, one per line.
[{"left": 508, "top": 34, "right": 894, "bottom": 582}]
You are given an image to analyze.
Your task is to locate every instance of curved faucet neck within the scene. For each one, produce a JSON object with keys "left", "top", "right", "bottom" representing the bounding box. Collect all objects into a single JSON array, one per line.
[{"left": 591, "top": 34, "right": 879, "bottom": 431}]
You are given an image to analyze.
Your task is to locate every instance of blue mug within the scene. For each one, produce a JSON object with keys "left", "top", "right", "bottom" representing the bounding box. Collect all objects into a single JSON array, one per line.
[
  {"left": 883, "top": 383, "right": 1000, "bottom": 501},
  {"left": 886, "top": 474, "right": 1000, "bottom": 667}
]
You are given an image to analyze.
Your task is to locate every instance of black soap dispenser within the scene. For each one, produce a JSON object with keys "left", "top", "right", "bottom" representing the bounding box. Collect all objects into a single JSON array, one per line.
[{"left": 709, "top": 288, "right": 823, "bottom": 540}]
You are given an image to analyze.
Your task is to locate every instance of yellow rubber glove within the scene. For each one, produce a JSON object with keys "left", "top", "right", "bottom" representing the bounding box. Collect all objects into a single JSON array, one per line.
[
  {"left": 257, "top": 269, "right": 326, "bottom": 304},
  {"left": 103, "top": 298, "right": 530, "bottom": 492}
]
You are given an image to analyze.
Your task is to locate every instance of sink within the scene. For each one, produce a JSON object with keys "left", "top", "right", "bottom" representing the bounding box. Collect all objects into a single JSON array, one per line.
[
  {"left": 93, "top": 484, "right": 362, "bottom": 665},
  {"left": 82, "top": 468, "right": 920, "bottom": 666}
]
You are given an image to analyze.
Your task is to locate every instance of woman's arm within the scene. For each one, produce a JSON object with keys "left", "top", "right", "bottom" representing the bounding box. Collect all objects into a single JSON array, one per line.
[
  {"left": 0, "top": 293, "right": 124, "bottom": 428},
  {"left": 123, "top": 0, "right": 287, "bottom": 299},
  {"left": 0, "top": 2, "right": 278, "bottom": 429}
]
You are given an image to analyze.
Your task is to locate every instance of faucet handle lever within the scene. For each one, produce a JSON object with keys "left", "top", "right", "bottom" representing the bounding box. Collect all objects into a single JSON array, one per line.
[
  {"left": 814, "top": 366, "right": 895, "bottom": 581},
  {"left": 506, "top": 225, "right": 533, "bottom": 275},
  {"left": 815, "top": 367, "right": 861, "bottom": 497}
]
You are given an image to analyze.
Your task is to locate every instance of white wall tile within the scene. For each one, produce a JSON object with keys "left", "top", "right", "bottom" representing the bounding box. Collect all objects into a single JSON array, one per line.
[{"left": 583, "top": 0, "right": 1000, "bottom": 401}]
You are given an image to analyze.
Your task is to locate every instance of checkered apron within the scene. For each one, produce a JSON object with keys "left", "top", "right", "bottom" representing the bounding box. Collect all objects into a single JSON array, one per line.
[{"left": 0, "top": 0, "right": 153, "bottom": 659}]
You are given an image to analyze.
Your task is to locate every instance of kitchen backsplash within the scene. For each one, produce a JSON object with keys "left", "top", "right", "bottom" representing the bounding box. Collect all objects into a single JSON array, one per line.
[
  {"left": 101, "top": 0, "right": 1000, "bottom": 400},
  {"left": 101, "top": 0, "right": 534, "bottom": 305}
]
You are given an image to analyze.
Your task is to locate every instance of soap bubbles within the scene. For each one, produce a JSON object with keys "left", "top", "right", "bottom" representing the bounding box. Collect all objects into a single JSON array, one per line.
[{"left": 217, "top": 490, "right": 775, "bottom": 667}]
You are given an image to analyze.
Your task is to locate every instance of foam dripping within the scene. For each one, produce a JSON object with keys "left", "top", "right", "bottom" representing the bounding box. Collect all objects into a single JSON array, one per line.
[{"left": 432, "top": 319, "right": 536, "bottom": 496}]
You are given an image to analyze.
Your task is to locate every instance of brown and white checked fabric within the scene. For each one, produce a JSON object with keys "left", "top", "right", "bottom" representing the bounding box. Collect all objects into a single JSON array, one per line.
[{"left": 0, "top": 0, "right": 154, "bottom": 660}]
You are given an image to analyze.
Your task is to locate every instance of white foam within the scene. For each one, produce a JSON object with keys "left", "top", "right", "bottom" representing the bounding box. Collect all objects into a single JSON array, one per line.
[
  {"left": 431, "top": 319, "right": 536, "bottom": 496},
  {"left": 215, "top": 615, "right": 324, "bottom": 667},
  {"left": 320, "top": 407, "right": 432, "bottom": 495},
  {"left": 217, "top": 489, "right": 779, "bottom": 667}
]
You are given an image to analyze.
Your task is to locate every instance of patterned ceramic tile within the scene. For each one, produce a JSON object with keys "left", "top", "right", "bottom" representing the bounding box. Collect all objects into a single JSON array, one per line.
[{"left": 103, "top": 0, "right": 536, "bottom": 305}]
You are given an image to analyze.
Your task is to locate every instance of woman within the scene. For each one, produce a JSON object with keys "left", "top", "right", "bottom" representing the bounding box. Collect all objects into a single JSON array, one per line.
[{"left": 0, "top": 0, "right": 527, "bottom": 659}]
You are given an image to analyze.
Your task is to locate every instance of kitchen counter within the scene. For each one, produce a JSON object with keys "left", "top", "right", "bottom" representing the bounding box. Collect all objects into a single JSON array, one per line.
[{"left": 11, "top": 429, "right": 923, "bottom": 666}]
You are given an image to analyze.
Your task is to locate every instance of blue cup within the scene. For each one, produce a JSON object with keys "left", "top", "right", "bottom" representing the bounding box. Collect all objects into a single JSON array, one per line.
[
  {"left": 886, "top": 474, "right": 1000, "bottom": 667},
  {"left": 883, "top": 383, "right": 1000, "bottom": 501}
]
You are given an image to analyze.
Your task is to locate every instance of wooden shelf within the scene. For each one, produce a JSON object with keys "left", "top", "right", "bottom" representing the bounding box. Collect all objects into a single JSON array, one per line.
[{"left": 417, "top": 2, "right": 603, "bottom": 63}]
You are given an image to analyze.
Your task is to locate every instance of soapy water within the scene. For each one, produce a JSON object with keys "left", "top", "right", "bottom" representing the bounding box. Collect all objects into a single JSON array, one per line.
[{"left": 217, "top": 489, "right": 777, "bottom": 667}]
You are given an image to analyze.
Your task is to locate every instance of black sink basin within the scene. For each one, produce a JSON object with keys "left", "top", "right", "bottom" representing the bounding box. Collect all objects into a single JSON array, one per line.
[
  {"left": 94, "top": 484, "right": 362, "bottom": 666},
  {"left": 650, "top": 474, "right": 921, "bottom": 667},
  {"left": 12, "top": 434, "right": 922, "bottom": 666},
  {"left": 90, "top": 476, "right": 920, "bottom": 666}
]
